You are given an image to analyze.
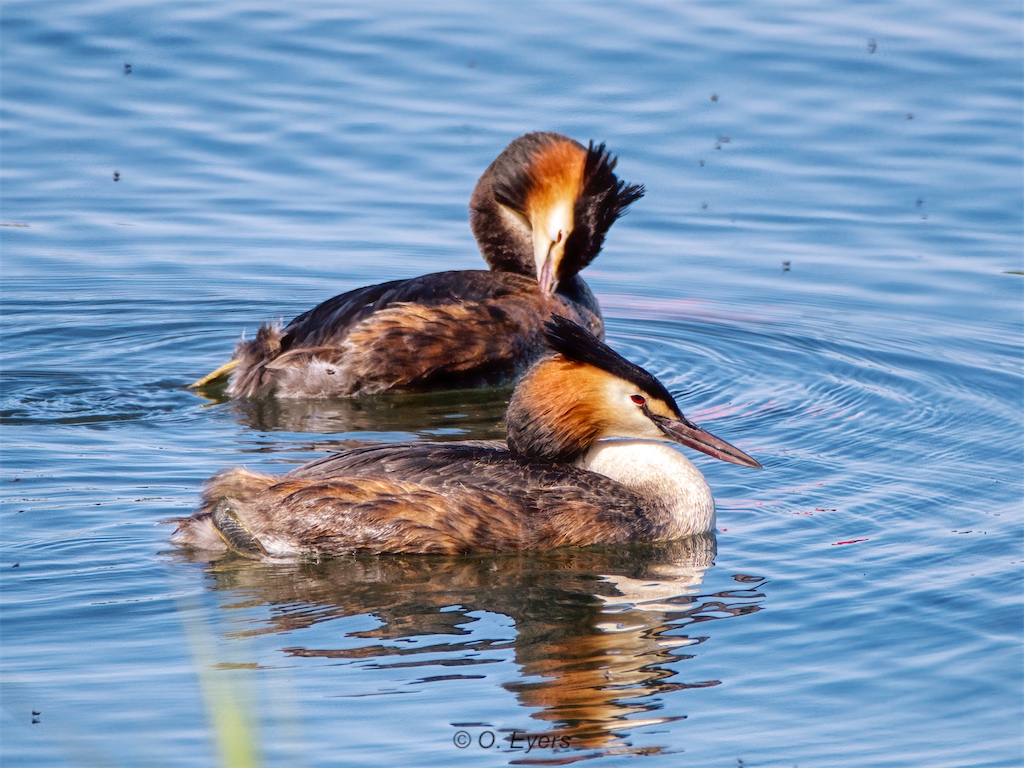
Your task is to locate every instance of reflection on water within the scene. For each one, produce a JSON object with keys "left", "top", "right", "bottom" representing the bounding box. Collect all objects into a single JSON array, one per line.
[
  {"left": 202, "top": 383, "right": 511, "bottom": 440},
  {"left": 176, "top": 537, "right": 765, "bottom": 760}
]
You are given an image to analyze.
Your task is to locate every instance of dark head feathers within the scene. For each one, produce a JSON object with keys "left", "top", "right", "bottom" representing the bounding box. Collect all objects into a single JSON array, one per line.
[
  {"left": 486, "top": 133, "right": 643, "bottom": 280},
  {"left": 542, "top": 315, "right": 682, "bottom": 417},
  {"left": 560, "top": 141, "right": 644, "bottom": 280},
  {"left": 490, "top": 132, "right": 571, "bottom": 214}
]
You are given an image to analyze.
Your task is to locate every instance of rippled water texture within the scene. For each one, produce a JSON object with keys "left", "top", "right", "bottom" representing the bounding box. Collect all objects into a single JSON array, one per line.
[{"left": 2, "top": 1, "right": 1021, "bottom": 766}]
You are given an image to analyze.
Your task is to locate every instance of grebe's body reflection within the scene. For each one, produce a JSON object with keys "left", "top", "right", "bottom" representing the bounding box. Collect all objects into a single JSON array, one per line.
[
  {"left": 219, "top": 385, "right": 512, "bottom": 440},
  {"left": 181, "top": 536, "right": 765, "bottom": 757}
]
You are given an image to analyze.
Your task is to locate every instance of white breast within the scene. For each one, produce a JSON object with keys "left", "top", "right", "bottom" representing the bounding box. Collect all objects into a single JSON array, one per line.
[{"left": 577, "top": 439, "right": 716, "bottom": 538}]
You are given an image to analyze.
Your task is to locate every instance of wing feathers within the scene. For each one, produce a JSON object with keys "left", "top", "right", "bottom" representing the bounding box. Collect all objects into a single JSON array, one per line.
[{"left": 175, "top": 443, "right": 650, "bottom": 558}]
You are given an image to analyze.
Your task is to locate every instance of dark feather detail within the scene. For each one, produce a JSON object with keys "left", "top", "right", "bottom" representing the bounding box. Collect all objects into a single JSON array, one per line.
[
  {"left": 469, "top": 132, "right": 639, "bottom": 282},
  {"left": 281, "top": 271, "right": 524, "bottom": 350},
  {"left": 470, "top": 132, "right": 580, "bottom": 278},
  {"left": 224, "top": 272, "right": 602, "bottom": 398},
  {"left": 489, "top": 132, "right": 573, "bottom": 216},
  {"left": 560, "top": 142, "right": 644, "bottom": 281},
  {"left": 543, "top": 316, "right": 681, "bottom": 417},
  {"left": 174, "top": 442, "right": 667, "bottom": 558}
]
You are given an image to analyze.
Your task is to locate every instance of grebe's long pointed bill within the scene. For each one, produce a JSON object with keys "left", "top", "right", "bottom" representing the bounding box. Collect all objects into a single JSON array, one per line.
[
  {"left": 649, "top": 413, "right": 762, "bottom": 469},
  {"left": 537, "top": 245, "right": 557, "bottom": 295},
  {"left": 533, "top": 222, "right": 563, "bottom": 295}
]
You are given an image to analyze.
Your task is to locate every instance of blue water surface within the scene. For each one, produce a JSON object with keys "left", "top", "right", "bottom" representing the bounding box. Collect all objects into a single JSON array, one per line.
[{"left": 2, "top": 1, "right": 1021, "bottom": 766}]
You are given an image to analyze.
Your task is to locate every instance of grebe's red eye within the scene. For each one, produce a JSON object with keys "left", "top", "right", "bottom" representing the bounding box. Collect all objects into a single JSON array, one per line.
[
  {"left": 631, "top": 394, "right": 646, "bottom": 406},
  {"left": 556, "top": 230, "right": 564, "bottom": 243}
]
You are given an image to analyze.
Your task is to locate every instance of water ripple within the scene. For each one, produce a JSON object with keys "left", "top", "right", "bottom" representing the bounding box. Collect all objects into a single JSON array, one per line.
[{"left": 2, "top": 1, "right": 1020, "bottom": 766}]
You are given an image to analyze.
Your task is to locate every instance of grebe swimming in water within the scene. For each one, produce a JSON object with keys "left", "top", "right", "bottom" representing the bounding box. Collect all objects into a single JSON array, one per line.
[
  {"left": 173, "top": 317, "right": 761, "bottom": 558},
  {"left": 191, "top": 132, "right": 643, "bottom": 398}
]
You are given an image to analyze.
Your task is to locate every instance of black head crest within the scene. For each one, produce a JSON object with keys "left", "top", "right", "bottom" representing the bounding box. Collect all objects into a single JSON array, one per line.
[
  {"left": 490, "top": 132, "right": 574, "bottom": 214},
  {"left": 542, "top": 315, "right": 681, "bottom": 417},
  {"left": 559, "top": 142, "right": 644, "bottom": 280}
]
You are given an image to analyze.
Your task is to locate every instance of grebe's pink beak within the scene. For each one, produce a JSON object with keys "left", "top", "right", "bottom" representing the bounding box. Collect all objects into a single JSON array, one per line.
[{"left": 650, "top": 413, "right": 762, "bottom": 469}]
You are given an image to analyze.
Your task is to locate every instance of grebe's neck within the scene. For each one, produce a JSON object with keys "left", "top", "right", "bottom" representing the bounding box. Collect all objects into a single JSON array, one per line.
[{"left": 575, "top": 440, "right": 716, "bottom": 538}]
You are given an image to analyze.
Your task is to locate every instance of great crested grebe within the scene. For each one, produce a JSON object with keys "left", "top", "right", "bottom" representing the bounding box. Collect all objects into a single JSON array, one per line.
[
  {"left": 173, "top": 316, "right": 761, "bottom": 558},
  {"left": 191, "top": 132, "right": 644, "bottom": 398}
]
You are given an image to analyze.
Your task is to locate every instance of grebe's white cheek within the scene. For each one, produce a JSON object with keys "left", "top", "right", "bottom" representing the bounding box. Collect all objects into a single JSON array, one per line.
[
  {"left": 500, "top": 203, "right": 532, "bottom": 236},
  {"left": 627, "top": 407, "right": 666, "bottom": 440},
  {"left": 601, "top": 379, "right": 665, "bottom": 439}
]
